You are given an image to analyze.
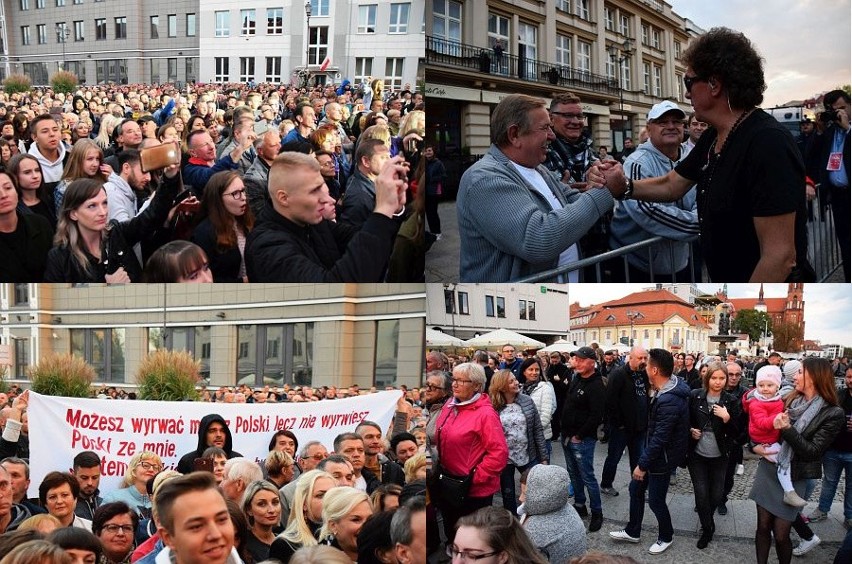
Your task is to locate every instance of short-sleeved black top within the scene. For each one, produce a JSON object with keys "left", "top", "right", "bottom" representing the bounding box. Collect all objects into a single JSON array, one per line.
[{"left": 675, "top": 110, "right": 807, "bottom": 281}]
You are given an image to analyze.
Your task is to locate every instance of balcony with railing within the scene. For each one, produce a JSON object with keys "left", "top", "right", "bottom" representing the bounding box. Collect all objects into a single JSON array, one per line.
[{"left": 426, "top": 35, "right": 621, "bottom": 97}]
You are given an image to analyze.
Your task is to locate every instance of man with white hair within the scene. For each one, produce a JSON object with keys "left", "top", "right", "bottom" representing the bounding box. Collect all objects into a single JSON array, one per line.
[{"left": 219, "top": 458, "right": 263, "bottom": 504}]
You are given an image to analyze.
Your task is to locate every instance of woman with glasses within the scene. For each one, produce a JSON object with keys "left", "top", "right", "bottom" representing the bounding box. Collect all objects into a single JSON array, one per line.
[
  {"left": 450, "top": 506, "right": 546, "bottom": 564},
  {"left": 431, "top": 363, "right": 508, "bottom": 543},
  {"left": 92, "top": 502, "right": 139, "bottom": 564},
  {"left": 102, "top": 452, "right": 162, "bottom": 519},
  {"left": 191, "top": 170, "right": 254, "bottom": 282}
]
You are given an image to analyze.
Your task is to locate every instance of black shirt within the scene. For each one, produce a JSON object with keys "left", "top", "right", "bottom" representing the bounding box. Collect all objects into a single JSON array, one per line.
[{"left": 675, "top": 110, "right": 807, "bottom": 281}]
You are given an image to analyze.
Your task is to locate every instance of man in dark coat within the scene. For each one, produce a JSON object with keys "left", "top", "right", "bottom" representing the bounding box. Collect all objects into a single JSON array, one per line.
[{"left": 175, "top": 414, "right": 243, "bottom": 474}]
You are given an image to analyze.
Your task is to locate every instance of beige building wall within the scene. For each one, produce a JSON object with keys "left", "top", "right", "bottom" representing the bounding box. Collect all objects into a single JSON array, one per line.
[{"left": 0, "top": 283, "right": 426, "bottom": 389}]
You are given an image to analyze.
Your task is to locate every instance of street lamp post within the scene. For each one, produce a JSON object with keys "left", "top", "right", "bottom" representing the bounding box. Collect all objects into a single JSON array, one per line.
[
  {"left": 302, "top": 0, "right": 312, "bottom": 88},
  {"left": 55, "top": 23, "right": 69, "bottom": 72},
  {"left": 606, "top": 38, "right": 634, "bottom": 150}
]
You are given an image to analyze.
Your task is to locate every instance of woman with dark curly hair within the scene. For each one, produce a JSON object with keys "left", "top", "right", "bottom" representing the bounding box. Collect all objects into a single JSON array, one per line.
[{"left": 590, "top": 27, "right": 811, "bottom": 283}]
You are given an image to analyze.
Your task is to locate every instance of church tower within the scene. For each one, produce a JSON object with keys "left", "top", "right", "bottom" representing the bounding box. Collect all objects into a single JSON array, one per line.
[
  {"left": 755, "top": 283, "right": 767, "bottom": 313},
  {"left": 785, "top": 283, "right": 805, "bottom": 350}
]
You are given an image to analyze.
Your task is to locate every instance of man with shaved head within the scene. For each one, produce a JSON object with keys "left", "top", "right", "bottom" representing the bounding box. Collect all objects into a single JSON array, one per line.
[
  {"left": 599, "top": 347, "right": 650, "bottom": 497},
  {"left": 244, "top": 151, "right": 406, "bottom": 281}
]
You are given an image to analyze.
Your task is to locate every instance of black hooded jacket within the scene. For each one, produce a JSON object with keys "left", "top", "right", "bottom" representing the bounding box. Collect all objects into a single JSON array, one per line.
[{"left": 176, "top": 414, "right": 243, "bottom": 474}]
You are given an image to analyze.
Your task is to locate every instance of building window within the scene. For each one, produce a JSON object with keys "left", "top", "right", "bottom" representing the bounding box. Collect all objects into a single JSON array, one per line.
[
  {"left": 384, "top": 57, "right": 404, "bottom": 91},
  {"left": 653, "top": 65, "right": 662, "bottom": 97},
  {"left": 619, "top": 14, "right": 629, "bottom": 36},
  {"left": 389, "top": 3, "right": 410, "bottom": 34},
  {"left": 496, "top": 297, "right": 506, "bottom": 318},
  {"left": 214, "top": 57, "right": 229, "bottom": 81},
  {"left": 604, "top": 7, "right": 614, "bottom": 31},
  {"left": 443, "top": 289, "right": 455, "bottom": 314},
  {"left": 186, "top": 13, "right": 196, "bottom": 37},
  {"left": 56, "top": 0, "right": 65, "bottom": 5},
  {"left": 36, "top": 24, "right": 48, "bottom": 44},
  {"left": 240, "top": 9, "right": 256, "bottom": 36},
  {"left": 215, "top": 11, "right": 230, "bottom": 37},
  {"left": 14, "top": 338, "right": 29, "bottom": 379},
  {"left": 519, "top": 299, "right": 527, "bottom": 320},
  {"left": 36, "top": 0, "right": 43, "bottom": 8},
  {"left": 518, "top": 21, "right": 537, "bottom": 79},
  {"left": 575, "top": 0, "right": 589, "bottom": 20},
  {"left": 577, "top": 40, "right": 591, "bottom": 74},
  {"left": 674, "top": 40, "right": 681, "bottom": 59},
  {"left": 358, "top": 5, "right": 377, "bottom": 34},
  {"left": 432, "top": 0, "right": 462, "bottom": 54},
  {"left": 22, "top": 63, "right": 48, "bottom": 84},
  {"left": 311, "top": 0, "right": 329, "bottom": 17},
  {"left": 375, "top": 320, "right": 399, "bottom": 387},
  {"left": 150, "top": 59, "right": 160, "bottom": 84},
  {"left": 20, "top": 0, "right": 29, "bottom": 9},
  {"left": 555, "top": 0, "right": 569, "bottom": 12},
  {"left": 643, "top": 62, "right": 651, "bottom": 94},
  {"left": 675, "top": 72, "right": 684, "bottom": 101},
  {"left": 150, "top": 16, "right": 159, "bottom": 39},
  {"left": 95, "top": 18, "right": 106, "bottom": 40},
  {"left": 267, "top": 8, "right": 283, "bottom": 35},
  {"left": 71, "top": 328, "right": 126, "bottom": 383},
  {"left": 167, "top": 58, "right": 177, "bottom": 82},
  {"left": 354, "top": 57, "right": 372, "bottom": 85},
  {"left": 56, "top": 22, "right": 68, "bottom": 43},
  {"left": 529, "top": 301, "right": 536, "bottom": 320},
  {"left": 168, "top": 14, "right": 176, "bottom": 37},
  {"left": 606, "top": 330, "right": 612, "bottom": 341},
  {"left": 73, "top": 0, "right": 81, "bottom": 3},
  {"left": 644, "top": 329, "right": 650, "bottom": 339},
  {"left": 621, "top": 60, "right": 631, "bottom": 90},
  {"left": 236, "top": 323, "right": 314, "bottom": 387},
  {"left": 556, "top": 34, "right": 571, "bottom": 67},
  {"left": 652, "top": 29, "right": 661, "bottom": 49},
  {"left": 485, "top": 295, "right": 495, "bottom": 317},
  {"left": 115, "top": 17, "right": 126, "bottom": 39},
  {"left": 73, "top": 20, "right": 84, "bottom": 41},
  {"left": 13, "top": 283, "right": 29, "bottom": 305},
  {"left": 186, "top": 57, "right": 197, "bottom": 82},
  {"left": 656, "top": 329, "right": 662, "bottom": 339},
  {"left": 95, "top": 59, "right": 127, "bottom": 83},
  {"left": 148, "top": 327, "right": 211, "bottom": 379},
  {"left": 308, "top": 26, "right": 328, "bottom": 66},
  {"left": 239, "top": 57, "right": 255, "bottom": 82},
  {"left": 21, "top": 26, "right": 30, "bottom": 46},
  {"left": 606, "top": 52, "right": 616, "bottom": 80},
  {"left": 641, "top": 24, "right": 649, "bottom": 45},
  {"left": 487, "top": 13, "right": 509, "bottom": 74},
  {"left": 265, "top": 57, "right": 281, "bottom": 82},
  {"left": 458, "top": 292, "right": 469, "bottom": 315}
]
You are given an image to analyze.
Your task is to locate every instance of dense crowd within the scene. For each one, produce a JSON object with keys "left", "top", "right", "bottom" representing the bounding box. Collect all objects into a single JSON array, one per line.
[
  {"left": 424, "top": 347, "right": 852, "bottom": 564},
  {"left": 0, "top": 78, "right": 425, "bottom": 283},
  {"left": 0, "top": 386, "right": 428, "bottom": 564}
]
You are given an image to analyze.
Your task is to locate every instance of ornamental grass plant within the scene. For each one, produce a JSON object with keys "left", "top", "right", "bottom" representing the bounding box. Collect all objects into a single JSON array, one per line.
[
  {"left": 28, "top": 353, "right": 95, "bottom": 397},
  {"left": 136, "top": 349, "right": 201, "bottom": 401}
]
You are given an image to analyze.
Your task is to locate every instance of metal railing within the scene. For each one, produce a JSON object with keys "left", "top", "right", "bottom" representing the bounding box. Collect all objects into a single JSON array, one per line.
[
  {"left": 517, "top": 188, "right": 843, "bottom": 283},
  {"left": 426, "top": 36, "right": 621, "bottom": 96}
]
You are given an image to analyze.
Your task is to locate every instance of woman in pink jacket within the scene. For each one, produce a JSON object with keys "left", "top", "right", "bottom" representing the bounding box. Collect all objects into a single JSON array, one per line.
[{"left": 433, "top": 362, "right": 508, "bottom": 542}]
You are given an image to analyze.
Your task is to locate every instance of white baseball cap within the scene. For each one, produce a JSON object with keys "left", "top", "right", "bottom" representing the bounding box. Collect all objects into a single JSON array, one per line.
[{"left": 648, "top": 100, "right": 687, "bottom": 121}]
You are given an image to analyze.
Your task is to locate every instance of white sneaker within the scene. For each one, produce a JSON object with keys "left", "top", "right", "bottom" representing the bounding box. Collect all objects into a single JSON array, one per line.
[
  {"left": 736, "top": 464, "right": 744, "bottom": 475},
  {"left": 609, "top": 530, "right": 640, "bottom": 543},
  {"left": 792, "top": 534, "right": 821, "bottom": 556},
  {"left": 648, "top": 540, "right": 673, "bottom": 555}
]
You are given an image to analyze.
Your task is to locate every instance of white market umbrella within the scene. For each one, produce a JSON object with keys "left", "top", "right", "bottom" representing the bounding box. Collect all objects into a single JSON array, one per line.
[
  {"left": 426, "top": 328, "right": 466, "bottom": 348},
  {"left": 464, "top": 328, "right": 545, "bottom": 349},
  {"left": 540, "top": 339, "right": 575, "bottom": 353}
]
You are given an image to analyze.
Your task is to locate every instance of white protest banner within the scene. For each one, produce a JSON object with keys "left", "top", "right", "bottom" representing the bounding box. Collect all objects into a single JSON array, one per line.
[{"left": 27, "top": 390, "right": 399, "bottom": 497}]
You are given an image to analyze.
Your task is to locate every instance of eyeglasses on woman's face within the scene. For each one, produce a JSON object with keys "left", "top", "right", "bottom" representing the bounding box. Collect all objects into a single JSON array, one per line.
[{"left": 223, "top": 188, "right": 246, "bottom": 200}]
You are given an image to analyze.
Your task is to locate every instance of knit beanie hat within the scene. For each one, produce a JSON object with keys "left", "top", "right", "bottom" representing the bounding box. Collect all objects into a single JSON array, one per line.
[
  {"left": 756, "top": 365, "right": 782, "bottom": 388},
  {"left": 782, "top": 360, "right": 802, "bottom": 383}
]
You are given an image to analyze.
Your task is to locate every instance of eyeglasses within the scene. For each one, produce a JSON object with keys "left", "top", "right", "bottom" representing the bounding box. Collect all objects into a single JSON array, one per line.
[
  {"left": 451, "top": 379, "right": 473, "bottom": 386},
  {"left": 683, "top": 75, "right": 707, "bottom": 93},
  {"left": 550, "top": 111, "right": 585, "bottom": 121},
  {"left": 102, "top": 524, "right": 135, "bottom": 535},
  {"left": 138, "top": 461, "right": 162, "bottom": 472},
  {"left": 446, "top": 546, "right": 500, "bottom": 561},
  {"left": 424, "top": 384, "right": 444, "bottom": 391},
  {"left": 224, "top": 189, "right": 246, "bottom": 200}
]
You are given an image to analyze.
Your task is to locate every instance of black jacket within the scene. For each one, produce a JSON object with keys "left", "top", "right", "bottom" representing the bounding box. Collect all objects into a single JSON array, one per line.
[
  {"left": 605, "top": 364, "right": 650, "bottom": 435},
  {"left": 191, "top": 218, "right": 245, "bottom": 282},
  {"left": 0, "top": 211, "right": 53, "bottom": 282},
  {"left": 639, "top": 377, "right": 690, "bottom": 474},
  {"left": 74, "top": 492, "right": 103, "bottom": 521},
  {"left": 687, "top": 389, "right": 742, "bottom": 458},
  {"left": 176, "top": 414, "right": 244, "bottom": 474},
  {"left": 245, "top": 206, "right": 400, "bottom": 282},
  {"left": 808, "top": 122, "right": 851, "bottom": 190},
  {"left": 561, "top": 370, "right": 606, "bottom": 440},
  {"left": 780, "top": 403, "right": 845, "bottom": 481},
  {"left": 362, "top": 457, "right": 405, "bottom": 493},
  {"left": 43, "top": 173, "right": 180, "bottom": 282}
]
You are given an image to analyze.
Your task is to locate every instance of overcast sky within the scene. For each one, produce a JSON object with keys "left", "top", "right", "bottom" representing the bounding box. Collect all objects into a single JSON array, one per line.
[
  {"left": 668, "top": 0, "right": 851, "bottom": 107},
  {"left": 567, "top": 284, "right": 849, "bottom": 347}
]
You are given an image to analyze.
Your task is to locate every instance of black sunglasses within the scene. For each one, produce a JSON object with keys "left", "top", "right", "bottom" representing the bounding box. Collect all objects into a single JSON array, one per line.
[{"left": 683, "top": 75, "right": 707, "bottom": 93}]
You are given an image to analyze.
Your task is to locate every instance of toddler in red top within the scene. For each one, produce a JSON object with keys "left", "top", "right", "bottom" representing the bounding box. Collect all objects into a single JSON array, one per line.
[{"left": 742, "top": 365, "right": 808, "bottom": 508}]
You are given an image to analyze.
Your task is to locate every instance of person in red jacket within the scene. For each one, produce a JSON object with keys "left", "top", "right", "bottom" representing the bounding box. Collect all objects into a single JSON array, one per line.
[{"left": 432, "top": 362, "right": 508, "bottom": 543}]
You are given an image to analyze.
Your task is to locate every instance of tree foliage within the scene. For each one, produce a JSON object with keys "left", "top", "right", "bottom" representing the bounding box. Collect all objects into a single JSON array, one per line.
[
  {"left": 772, "top": 320, "right": 804, "bottom": 353},
  {"left": 732, "top": 309, "right": 772, "bottom": 343}
]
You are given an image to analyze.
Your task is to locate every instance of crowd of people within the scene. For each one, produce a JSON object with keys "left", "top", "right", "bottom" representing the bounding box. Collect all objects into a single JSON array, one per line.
[
  {"left": 424, "top": 347, "right": 852, "bottom": 563},
  {"left": 453, "top": 27, "right": 849, "bottom": 283},
  {"left": 0, "top": 386, "right": 428, "bottom": 564},
  {"left": 0, "top": 77, "right": 426, "bottom": 283}
]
